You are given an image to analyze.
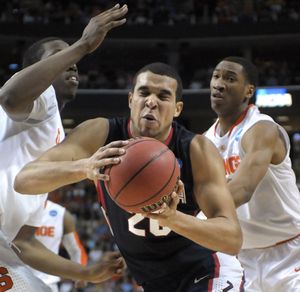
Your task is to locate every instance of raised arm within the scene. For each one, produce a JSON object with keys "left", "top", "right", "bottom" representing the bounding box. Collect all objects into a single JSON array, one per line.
[
  {"left": 14, "top": 118, "right": 128, "bottom": 194},
  {"left": 0, "top": 4, "right": 128, "bottom": 120},
  {"left": 228, "top": 121, "right": 286, "bottom": 207},
  {"left": 145, "top": 135, "right": 242, "bottom": 255}
]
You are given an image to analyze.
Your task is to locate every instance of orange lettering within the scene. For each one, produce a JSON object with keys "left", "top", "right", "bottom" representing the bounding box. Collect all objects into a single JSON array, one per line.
[
  {"left": 35, "top": 226, "right": 55, "bottom": 237},
  {"left": 0, "top": 267, "right": 13, "bottom": 292},
  {"left": 223, "top": 156, "right": 241, "bottom": 175}
]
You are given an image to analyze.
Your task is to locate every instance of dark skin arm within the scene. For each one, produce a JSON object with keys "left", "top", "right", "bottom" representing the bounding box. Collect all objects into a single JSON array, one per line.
[
  {"left": 0, "top": 4, "right": 128, "bottom": 121},
  {"left": 145, "top": 135, "right": 242, "bottom": 255},
  {"left": 13, "top": 225, "right": 124, "bottom": 283},
  {"left": 228, "top": 121, "right": 286, "bottom": 207}
]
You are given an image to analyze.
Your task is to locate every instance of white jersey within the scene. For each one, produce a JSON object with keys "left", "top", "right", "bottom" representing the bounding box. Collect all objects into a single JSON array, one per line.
[
  {"left": 0, "top": 85, "right": 65, "bottom": 241},
  {"left": 0, "top": 230, "right": 51, "bottom": 291},
  {"left": 31, "top": 201, "right": 65, "bottom": 285},
  {"left": 205, "top": 105, "right": 300, "bottom": 249}
]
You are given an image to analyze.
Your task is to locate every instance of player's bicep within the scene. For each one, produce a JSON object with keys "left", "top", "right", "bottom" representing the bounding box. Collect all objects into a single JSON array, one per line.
[
  {"left": 38, "top": 117, "right": 109, "bottom": 162},
  {"left": 236, "top": 122, "right": 277, "bottom": 185},
  {"left": 191, "top": 136, "right": 235, "bottom": 219}
]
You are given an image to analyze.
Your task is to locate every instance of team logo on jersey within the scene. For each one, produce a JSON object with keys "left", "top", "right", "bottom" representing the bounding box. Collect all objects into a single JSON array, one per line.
[
  {"left": 234, "top": 128, "right": 243, "bottom": 142},
  {"left": 49, "top": 210, "right": 58, "bottom": 217},
  {"left": 177, "top": 158, "right": 183, "bottom": 169}
]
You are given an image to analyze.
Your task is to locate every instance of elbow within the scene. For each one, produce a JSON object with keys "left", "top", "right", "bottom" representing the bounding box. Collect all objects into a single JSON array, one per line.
[
  {"left": 227, "top": 226, "right": 243, "bottom": 256},
  {"left": 0, "top": 91, "right": 18, "bottom": 112},
  {"left": 14, "top": 171, "right": 31, "bottom": 194}
]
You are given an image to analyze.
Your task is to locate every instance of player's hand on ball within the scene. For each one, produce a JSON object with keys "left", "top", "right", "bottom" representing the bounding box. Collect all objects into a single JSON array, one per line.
[
  {"left": 83, "top": 251, "right": 125, "bottom": 283},
  {"left": 85, "top": 140, "right": 128, "bottom": 181},
  {"left": 142, "top": 180, "right": 184, "bottom": 226}
]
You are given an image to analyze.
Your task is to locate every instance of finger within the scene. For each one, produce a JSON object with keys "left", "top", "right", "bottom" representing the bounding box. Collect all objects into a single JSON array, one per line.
[
  {"left": 99, "top": 3, "right": 121, "bottom": 17},
  {"left": 103, "top": 19, "right": 127, "bottom": 31},
  {"left": 169, "top": 192, "right": 180, "bottom": 209},
  {"left": 104, "top": 140, "right": 129, "bottom": 149},
  {"left": 97, "top": 147, "right": 126, "bottom": 159},
  {"left": 98, "top": 4, "right": 128, "bottom": 23}
]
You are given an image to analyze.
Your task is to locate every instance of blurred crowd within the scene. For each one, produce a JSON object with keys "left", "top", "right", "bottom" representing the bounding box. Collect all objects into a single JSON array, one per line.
[
  {"left": 1, "top": 57, "right": 300, "bottom": 90},
  {"left": 1, "top": 0, "right": 299, "bottom": 25}
]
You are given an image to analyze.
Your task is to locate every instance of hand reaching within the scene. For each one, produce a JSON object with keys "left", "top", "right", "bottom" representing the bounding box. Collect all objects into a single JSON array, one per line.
[
  {"left": 79, "top": 4, "right": 128, "bottom": 54},
  {"left": 83, "top": 251, "right": 126, "bottom": 283}
]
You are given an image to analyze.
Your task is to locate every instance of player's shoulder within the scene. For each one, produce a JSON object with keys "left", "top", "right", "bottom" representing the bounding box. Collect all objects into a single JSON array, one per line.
[
  {"left": 72, "top": 117, "right": 109, "bottom": 134},
  {"left": 190, "top": 134, "right": 213, "bottom": 154},
  {"left": 243, "top": 120, "right": 279, "bottom": 142}
]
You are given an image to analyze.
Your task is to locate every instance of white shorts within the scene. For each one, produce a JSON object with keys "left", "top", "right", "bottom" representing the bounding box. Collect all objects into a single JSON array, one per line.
[
  {"left": 207, "top": 252, "right": 244, "bottom": 292},
  {"left": 0, "top": 230, "right": 51, "bottom": 292},
  {"left": 238, "top": 235, "right": 300, "bottom": 292}
]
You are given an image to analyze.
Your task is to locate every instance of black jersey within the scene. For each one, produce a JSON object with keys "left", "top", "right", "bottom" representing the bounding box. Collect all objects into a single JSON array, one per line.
[{"left": 97, "top": 117, "right": 216, "bottom": 288}]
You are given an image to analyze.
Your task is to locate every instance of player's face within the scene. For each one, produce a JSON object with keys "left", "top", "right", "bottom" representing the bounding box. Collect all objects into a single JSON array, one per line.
[
  {"left": 210, "top": 61, "right": 254, "bottom": 118},
  {"left": 128, "top": 71, "right": 183, "bottom": 141},
  {"left": 41, "top": 40, "right": 79, "bottom": 105}
]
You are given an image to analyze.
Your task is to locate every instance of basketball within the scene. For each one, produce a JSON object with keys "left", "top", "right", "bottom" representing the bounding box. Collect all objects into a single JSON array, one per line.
[{"left": 104, "top": 137, "right": 180, "bottom": 213}]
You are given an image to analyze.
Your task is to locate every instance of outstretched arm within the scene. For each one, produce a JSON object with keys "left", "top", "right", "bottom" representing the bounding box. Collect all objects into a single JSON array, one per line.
[
  {"left": 0, "top": 4, "right": 128, "bottom": 120},
  {"left": 228, "top": 121, "right": 285, "bottom": 207},
  {"left": 145, "top": 135, "right": 242, "bottom": 255},
  {"left": 13, "top": 225, "right": 124, "bottom": 283}
]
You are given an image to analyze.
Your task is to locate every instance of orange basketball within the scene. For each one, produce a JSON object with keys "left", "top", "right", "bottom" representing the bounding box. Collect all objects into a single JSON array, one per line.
[{"left": 104, "top": 137, "right": 180, "bottom": 213}]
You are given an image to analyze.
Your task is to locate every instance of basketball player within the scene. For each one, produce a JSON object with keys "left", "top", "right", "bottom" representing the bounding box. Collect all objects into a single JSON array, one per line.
[
  {"left": 31, "top": 200, "right": 88, "bottom": 292},
  {"left": 15, "top": 62, "right": 244, "bottom": 291},
  {"left": 0, "top": 4, "right": 127, "bottom": 290},
  {"left": 205, "top": 56, "right": 300, "bottom": 291}
]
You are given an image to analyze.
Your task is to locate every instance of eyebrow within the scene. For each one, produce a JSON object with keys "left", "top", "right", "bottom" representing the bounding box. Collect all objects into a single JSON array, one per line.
[
  {"left": 214, "top": 69, "right": 238, "bottom": 76},
  {"left": 137, "top": 86, "right": 172, "bottom": 96}
]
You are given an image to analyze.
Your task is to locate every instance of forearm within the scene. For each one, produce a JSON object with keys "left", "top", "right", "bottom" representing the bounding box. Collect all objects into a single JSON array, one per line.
[
  {"left": 0, "top": 41, "right": 87, "bottom": 114},
  {"left": 13, "top": 237, "right": 87, "bottom": 281},
  {"left": 14, "top": 159, "right": 87, "bottom": 194},
  {"left": 167, "top": 211, "right": 242, "bottom": 255}
]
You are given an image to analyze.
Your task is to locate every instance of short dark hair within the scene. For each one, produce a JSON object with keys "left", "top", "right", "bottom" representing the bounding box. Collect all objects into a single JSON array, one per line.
[
  {"left": 22, "top": 37, "right": 62, "bottom": 68},
  {"left": 132, "top": 62, "right": 183, "bottom": 101},
  {"left": 223, "top": 56, "right": 258, "bottom": 87}
]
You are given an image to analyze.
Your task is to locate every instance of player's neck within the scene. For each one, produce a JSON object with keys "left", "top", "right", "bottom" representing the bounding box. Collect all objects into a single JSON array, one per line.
[{"left": 217, "top": 105, "right": 250, "bottom": 136}]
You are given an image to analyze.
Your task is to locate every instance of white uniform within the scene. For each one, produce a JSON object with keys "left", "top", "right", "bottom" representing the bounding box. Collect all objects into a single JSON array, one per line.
[
  {"left": 205, "top": 104, "right": 300, "bottom": 291},
  {"left": 0, "top": 85, "right": 64, "bottom": 291},
  {"left": 31, "top": 201, "right": 87, "bottom": 292}
]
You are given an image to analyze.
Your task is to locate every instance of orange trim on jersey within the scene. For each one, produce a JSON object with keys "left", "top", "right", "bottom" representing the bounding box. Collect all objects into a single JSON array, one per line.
[
  {"left": 127, "top": 119, "right": 174, "bottom": 146},
  {"left": 214, "top": 104, "right": 254, "bottom": 138},
  {"left": 259, "top": 233, "right": 300, "bottom": 249},
  {"left": 55, "top": 128, "right": 61, "bottom": 144},
  {"left": 74, "top": 232, "right": 88, "bottom": 265}
]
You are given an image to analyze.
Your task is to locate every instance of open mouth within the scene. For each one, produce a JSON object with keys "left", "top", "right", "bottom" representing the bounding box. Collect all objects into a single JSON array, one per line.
[{"left": 66, "top": 75, "right": 79, "bottom": 86}]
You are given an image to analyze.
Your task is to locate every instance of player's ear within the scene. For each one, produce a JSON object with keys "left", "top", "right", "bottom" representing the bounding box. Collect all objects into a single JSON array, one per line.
[
  {"left": 128, "top": 92, "right": 133, "bottom": 109},
  {"left": 246, "top": 85, "right": 255, "bottom": 99},
  {"left": 174, "top": 101, "right": 184, "bottom": 118}
]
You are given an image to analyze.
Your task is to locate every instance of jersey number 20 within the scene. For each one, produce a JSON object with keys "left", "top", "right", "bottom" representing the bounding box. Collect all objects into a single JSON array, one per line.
[{"left": 128, "top": 214, "right": 171, "bottom": 237}]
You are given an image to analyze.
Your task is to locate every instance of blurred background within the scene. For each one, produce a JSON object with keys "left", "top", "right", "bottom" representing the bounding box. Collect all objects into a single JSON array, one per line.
[{"left": 1, "top": 0, "right": 300, "bottom": 291}]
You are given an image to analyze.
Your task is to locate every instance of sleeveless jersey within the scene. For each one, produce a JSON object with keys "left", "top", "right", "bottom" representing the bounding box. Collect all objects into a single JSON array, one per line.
[
  {"left": 205, "top": 105, "right": 300, "bottom": 249},
  {"left": 0, "top": 85, "right": 65, "bottom": 241},
  {"left": 31, "top": 201, "right": 65, "bottom": 285},
  {"left": 97, "top": 117, "right": 216, "bottom": 286}
]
